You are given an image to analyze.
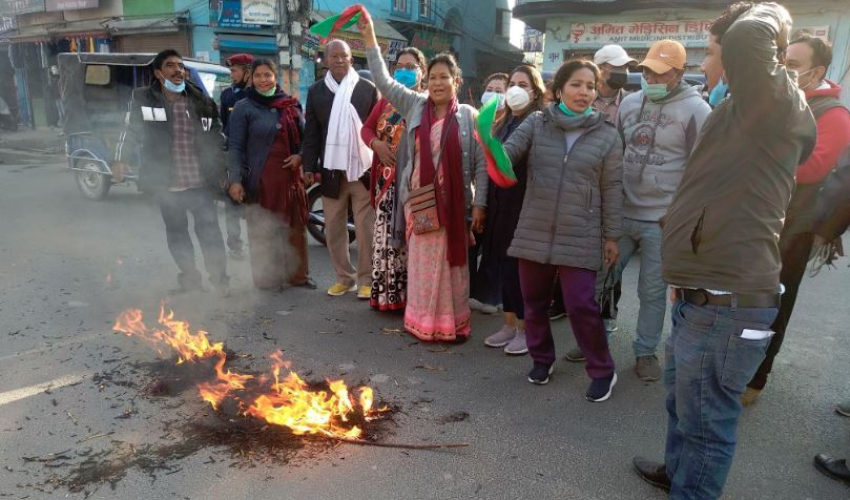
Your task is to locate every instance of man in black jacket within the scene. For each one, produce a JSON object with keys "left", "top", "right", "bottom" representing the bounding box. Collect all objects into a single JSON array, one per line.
[
  {"left": 116, "top": 49, "right": 229, "bottom": 295},
  {"left": 301, "top": 40, "right": 378, "bottom": 298}
]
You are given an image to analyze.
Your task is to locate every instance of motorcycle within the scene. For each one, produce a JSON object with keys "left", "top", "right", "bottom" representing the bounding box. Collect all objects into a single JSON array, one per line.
[{"left": 306, "top": 181, "right": 356, "bottom": 247}]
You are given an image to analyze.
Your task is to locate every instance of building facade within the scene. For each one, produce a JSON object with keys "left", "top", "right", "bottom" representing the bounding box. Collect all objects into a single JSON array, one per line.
[{"left": 514, "top": 0, "right": 850, "bottom": 106}]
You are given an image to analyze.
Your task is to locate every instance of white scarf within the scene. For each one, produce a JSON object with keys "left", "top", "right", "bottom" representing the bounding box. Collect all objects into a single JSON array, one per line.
[{"left": 324, "top": 67, "right": 373, "bottom": 181}]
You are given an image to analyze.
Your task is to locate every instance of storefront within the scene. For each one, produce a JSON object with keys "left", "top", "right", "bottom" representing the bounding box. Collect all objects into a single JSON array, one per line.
[{"left": 514, "top": 0, "right": 850, "bottom": 106}]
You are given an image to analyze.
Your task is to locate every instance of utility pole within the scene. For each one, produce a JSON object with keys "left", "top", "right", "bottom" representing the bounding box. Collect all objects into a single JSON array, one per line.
[{"left": 276, "top": 0, "right": 306, "bottom": 98}]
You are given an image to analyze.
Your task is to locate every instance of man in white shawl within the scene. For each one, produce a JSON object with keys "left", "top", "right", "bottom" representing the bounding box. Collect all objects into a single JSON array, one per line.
[{"left": 302, "top": 40, "right": 379, "bottom": 298}]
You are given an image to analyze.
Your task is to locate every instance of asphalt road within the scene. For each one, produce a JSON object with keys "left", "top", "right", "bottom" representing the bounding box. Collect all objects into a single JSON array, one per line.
[{"left": 0, "top": 150, "right": 848, "bottom": 500}]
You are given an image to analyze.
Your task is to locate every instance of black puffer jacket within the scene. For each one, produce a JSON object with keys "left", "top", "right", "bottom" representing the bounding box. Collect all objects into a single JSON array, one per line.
[{"left": 117, "top": 80, "right": 226, "bottom": 193}]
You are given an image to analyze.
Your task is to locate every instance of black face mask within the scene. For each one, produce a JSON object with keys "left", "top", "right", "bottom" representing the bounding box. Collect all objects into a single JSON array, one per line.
[{"left": 606, "top": 71, "right": 628, "bottom": 90}]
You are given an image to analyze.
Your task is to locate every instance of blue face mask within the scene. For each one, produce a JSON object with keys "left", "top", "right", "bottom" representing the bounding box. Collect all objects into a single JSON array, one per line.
[
  {"left": 163, "top": 79, "right": 186, "bottom": 93},
  {"left": 708, "top": 80, "right": 729, "bottom": 107},
  {"left": 558, "top": 101, "right": 593, "bottom": 117},
  {"left": 641, "top": 76, "right": 670, "bottom": 102},
  {"left": 393, "top": 68, "right": 418, "bottom": 89}
]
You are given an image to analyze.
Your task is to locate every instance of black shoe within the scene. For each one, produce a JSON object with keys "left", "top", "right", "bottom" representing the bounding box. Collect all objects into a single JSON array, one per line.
[
  {"left": 586, "top": 372, "right": 617, "bottom": 402},
  {"left": 632, "top": 456, "right": 671, "bottom": 491},
  {"left": 548, "top": 305, "right": 566, "bottom": 321},
  {"left": 293, "top": 277, "right": 317, "bottom": 290},
  {"left": 814, "top": 454, "right": 850, "bottom": 486},
  {"left": 527, "top": 363, "right": 554, "bottom": 385}
]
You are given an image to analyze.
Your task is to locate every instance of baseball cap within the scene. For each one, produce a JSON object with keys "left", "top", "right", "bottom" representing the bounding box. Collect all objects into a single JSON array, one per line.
[
  {"left": 226, "top": 53, "right": 255, "bottom": 67},
  {"left": 594, "top": 45, "right": 637, "bottom": 67},
  {"left": 638, "top": 40, "right": 686, "bottom": 74}
]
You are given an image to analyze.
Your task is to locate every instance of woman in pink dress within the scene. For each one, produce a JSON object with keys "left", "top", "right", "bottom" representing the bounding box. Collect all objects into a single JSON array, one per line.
[{"left": 357, "top": 15, "right": 488, "bottom": 342}]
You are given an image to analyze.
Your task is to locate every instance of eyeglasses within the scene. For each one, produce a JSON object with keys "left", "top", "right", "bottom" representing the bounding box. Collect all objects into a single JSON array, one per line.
[{"left": 396, "top": 63, "right": 419, "bottom": 71}]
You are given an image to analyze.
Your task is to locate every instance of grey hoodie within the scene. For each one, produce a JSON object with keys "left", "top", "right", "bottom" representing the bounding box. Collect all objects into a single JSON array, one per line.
[{"left": 617, "top": 82, "right": 711, "bottom": 221}]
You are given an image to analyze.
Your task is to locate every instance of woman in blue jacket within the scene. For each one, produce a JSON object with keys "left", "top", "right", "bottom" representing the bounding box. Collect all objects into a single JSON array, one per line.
[{"left": 227, "top": 59, "right": 314, "bottom": 290}]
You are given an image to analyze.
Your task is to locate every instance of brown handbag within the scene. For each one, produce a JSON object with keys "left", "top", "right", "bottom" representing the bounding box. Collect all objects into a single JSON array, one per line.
[{"left": 408, "top": 183, "right": 440, "bottom": 234}]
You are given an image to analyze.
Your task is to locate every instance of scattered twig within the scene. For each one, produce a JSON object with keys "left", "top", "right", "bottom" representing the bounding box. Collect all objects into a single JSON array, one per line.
[
  {"left": 315, "top": 436, "right": 469, "bottom": 450},
  {"left": 76, "top": 432, "right": 114, "bottom": 445}
]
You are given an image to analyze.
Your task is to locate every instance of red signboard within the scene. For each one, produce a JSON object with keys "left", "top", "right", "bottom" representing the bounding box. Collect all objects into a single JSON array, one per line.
[{"left": 45, "top": 0, "right": 98, "bottom": 11}]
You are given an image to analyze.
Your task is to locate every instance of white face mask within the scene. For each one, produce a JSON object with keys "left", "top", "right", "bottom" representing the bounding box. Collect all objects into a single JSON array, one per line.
[
  {"left": 481, "top": 91, "right": 506, "bottom": 109},
  {"left": 506, "top": 85, "right": 531, "bottom": 110}
]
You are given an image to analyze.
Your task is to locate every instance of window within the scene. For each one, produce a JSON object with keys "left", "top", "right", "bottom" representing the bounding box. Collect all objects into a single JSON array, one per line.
[
  {"left": 419, "top": 0, "right": 434, "bottom": 21},
  {"left": 392, "top": 0, "right": 409, "bottom": 16},
  {"left": 496, "top": 9, "right": 511, "bottom": 38},
  {"left": 84, "top": 65, "right": 111, "bottom": 86}
]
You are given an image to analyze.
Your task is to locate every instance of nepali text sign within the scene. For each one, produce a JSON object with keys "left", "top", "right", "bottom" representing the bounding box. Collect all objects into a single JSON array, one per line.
[
  {"left": 0, "top": 14, "right": 15, "bottom": 33},
  {"left": 0, "top": 0, "right": 45, "bottom": 15},
  {"left": 241, "top": 0, "right": 276, "bottom": 25},
  {"left": 209, "top": 0, "right": 261, "bottom": 29},
  {"left": 45, "top": 0, "right": 98, "bottom": 11},
  {"left": 569, "top": 20, "right": 712, "bottom": 46}
]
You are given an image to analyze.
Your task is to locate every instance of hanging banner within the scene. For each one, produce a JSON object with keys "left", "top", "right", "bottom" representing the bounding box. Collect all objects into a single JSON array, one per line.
[
  {"left": 45, "top": 0, "right": 98, "bottom": 11},
  {"left": 241, "top": 0, "right": 277, "bottom": 26},
  {"left": 569, "top": 20, "right": 713, "bottom": 46}
]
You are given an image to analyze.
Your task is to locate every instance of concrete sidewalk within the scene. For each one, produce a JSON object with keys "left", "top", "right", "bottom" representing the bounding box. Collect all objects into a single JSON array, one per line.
[{"left": 0, "top": 127, "right": 65, "bottom": 154}]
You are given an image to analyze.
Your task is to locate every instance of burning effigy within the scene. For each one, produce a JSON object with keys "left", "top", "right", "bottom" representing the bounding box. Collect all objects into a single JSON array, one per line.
[{"left": 113, "top": 305, "right": 389, "bottom": 441}]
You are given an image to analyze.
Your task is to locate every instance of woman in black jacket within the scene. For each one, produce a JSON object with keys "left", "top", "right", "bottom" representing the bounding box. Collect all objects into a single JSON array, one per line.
[{"left": 228, "top": 59, "right": 314, "bottom": 290}]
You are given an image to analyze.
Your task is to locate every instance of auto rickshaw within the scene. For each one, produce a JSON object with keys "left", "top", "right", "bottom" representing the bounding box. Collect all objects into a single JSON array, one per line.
[{"left": 58, "top": 52, "right": 230, "bottom": 200}]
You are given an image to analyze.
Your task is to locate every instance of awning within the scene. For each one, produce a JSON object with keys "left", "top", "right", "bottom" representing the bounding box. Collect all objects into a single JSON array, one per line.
[
  {"left": 0, "top": 15, "right": 180, "bottom": 43},
  {"left": 105, "top": 17, "right": 181, "bottom": 36},
  {"left": 217, "top": 33, "right": 277, "bottom": 55}
]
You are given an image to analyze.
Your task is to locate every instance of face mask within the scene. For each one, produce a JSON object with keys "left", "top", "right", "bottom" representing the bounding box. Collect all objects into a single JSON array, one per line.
[
  {"left": 481, "top": 91, "right": 506, "bottom": 109},
  {"left": 393, "top": 68, "right": 418, "bottom": 89},
  {"left": 558, "top": 101, "right": 593, "bottom": 117},
  {"left": 505, "top": 85, "right": 531, "bottom": 110},
  {"left": 708, "top": 80, "right": 729, "bottom": 107},
  {"left": 258, "top": 86, "right": 277, "bottom": 97},
  {"left": 796, "top": 68, "right": 818, "bottom": 90},
  {"left": 641, "top": 76, "right": 670, "bottom": 102},
  {"left": 163, "top": 79, "right": 186, "bottom": 93},
  {"left": 606, "top": 71, "right": 628, "bottom": 90}
]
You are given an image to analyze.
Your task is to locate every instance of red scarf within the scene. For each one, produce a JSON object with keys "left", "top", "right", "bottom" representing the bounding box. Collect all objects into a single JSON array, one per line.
[{"left": 418, "top": 97, "right": 466, "bottom": 267}]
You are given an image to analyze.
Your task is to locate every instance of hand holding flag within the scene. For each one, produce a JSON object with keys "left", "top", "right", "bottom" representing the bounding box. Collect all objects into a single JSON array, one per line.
[
  {"left": 476, "top": 97, "right": 517, "bottom": 188},
  {"left": 309, "top": 4, "right": 372, "bottom": 39}
]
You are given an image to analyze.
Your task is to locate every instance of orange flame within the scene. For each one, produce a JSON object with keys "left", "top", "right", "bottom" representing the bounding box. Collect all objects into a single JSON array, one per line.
[
  {"left": 115, "top": 307, "right": 387, "bottom": 439},
  {"left": 113, "top": 306, "right": 223, "bottom": 363}
]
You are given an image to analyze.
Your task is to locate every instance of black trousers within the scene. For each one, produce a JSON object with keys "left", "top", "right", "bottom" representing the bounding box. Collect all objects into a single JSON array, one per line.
[
  {"left": 748, "top": 231, "right": 815, "bottom": 390},
  {"left": 157, "top": 189, "right": 229, "bottom": 288}
]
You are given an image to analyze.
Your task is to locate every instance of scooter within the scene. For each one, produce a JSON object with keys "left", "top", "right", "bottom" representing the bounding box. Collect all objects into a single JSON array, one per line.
[{"left": 306, "top": 182, "right": 357, "bottom": 247}]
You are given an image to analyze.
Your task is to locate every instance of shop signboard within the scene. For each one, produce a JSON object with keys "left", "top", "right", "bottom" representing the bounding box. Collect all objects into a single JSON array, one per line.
[
  {"left": 0, "top": 14, "right": 16, "bottom": 33},
  {"left": 209, "top": 0, "right": 261, "bottom": 29},
  {"left": 569, "top": 20, "right": 713, "bottom": 46},
  {"left": 793, "top": 25, "right": 830, "bottom": 41},
  {"left": 241, "top": 0, "right": 276, "bottom": 26},
  {"left": 0, "top": 0, "right": 46, "bottom": 15},
  {"left": 45, "top": 0, "right": 98, "bottom": 11}
]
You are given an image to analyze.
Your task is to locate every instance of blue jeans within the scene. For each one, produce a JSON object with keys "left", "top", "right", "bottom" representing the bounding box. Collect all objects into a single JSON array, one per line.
[
  {"left": 614, "top": 218, "right": 666, "bottom": 356},
  {"left": 664, "top": 299, "right": 778, "bottom": 500}
]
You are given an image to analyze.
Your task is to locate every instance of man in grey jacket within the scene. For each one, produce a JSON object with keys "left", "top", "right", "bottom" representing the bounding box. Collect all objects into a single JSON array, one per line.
[{"left": 613, "top": 40, "right": 710, "bottom": 381}]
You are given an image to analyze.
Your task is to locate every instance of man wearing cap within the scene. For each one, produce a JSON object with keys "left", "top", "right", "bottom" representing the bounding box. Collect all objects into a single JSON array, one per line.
[
  {"left": 593, "top": 44, "right": 636, "bottom": 125},
  {"left": 221, "top": 53, "right": 254, "bottom": 135},
  {"left": 219, "top": 53, "right": 255, "bottom": 261},
  {"left": 632, "top": 3, "right": 816, "bottom": 499},
  {"left": 613, "top": 39, "right": 711, "bottom": 382}
]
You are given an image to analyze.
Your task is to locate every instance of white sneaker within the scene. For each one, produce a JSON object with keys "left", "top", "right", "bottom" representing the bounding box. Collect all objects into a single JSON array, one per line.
[
  {"left": 469, "top": 298, "right": 484, "bottom": 311},
  {"left": 484, "top": 325, "right": 516, "bottom": 348},
  {"left": 504, "top": 330, "right": 528, "bottom": 355},
  {"left": 479, "top": 303, "right": 499, "bottom": 315}
]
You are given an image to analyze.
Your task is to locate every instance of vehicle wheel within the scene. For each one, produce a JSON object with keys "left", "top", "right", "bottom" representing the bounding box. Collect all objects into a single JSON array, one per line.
[
  {"left": 75, "top": 160, "right": 111, "bottom": 200},
  {"left": 307, "top": 185, "right": 327, "bottom": 246}
]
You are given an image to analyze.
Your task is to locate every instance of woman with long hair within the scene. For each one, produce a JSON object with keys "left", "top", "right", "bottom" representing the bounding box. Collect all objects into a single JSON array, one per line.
[
  {"left": 227, "top": 59, "right": 314, "bottom": 290},
  {"left": 482, "top": 65, "right": 546, "bottom": 356},
  {"left": 361, "top": 47, "right": 427, "bottom": 312},
  {"left": 496, "top": 59, "right": 623, "bottom": 401},
  {"left": 357, "top": 16, "right": 488, "bottom": 342}
]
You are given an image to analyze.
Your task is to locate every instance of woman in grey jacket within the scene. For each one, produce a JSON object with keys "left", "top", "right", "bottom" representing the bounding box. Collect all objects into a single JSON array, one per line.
[
  {"left": 357, "top": 15, "right": 488, "bottom": 342},
  {"left": 501, "top": 60, "right": 623, "bottom": 401}
]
